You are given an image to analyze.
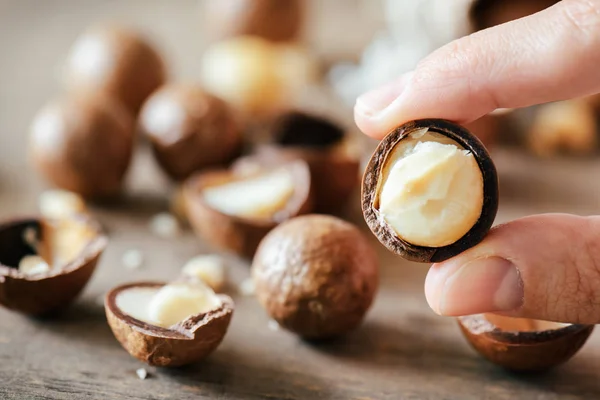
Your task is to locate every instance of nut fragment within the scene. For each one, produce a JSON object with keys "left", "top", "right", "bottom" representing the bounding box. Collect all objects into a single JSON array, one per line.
[
  {"left": 252, "top": 215, "right": 378, "bottom": 339},
  {"left": 459, "top": 314, "right": 594, "bottom": 371},
  {"left": 362, "top": 119, "right": 498, "bottom": 263},
  {"left": 105, "top": 281, "right": 234, "bottom": 367},
  {"left": 38, "top": 190, "right": 87, "bottom": 220},
  {"left": 149, "top": 213, "right": 180, "bottom": 239},
  {"left": 121, "top": 249, "right": 144, "bottom": 270},
  {"left": 0, "top": 217, "right": 107, "bottom": 315},
  {"left": 136, "top": 368, "right": 148, "bottom": 380},
  {"left": 181, "top": 255, "right": 227, "bottom": 292},
  {"left": 18, "top": 255, "right": 51, "bottom": 276},
  {"left": 64, "top": 25, "right": 166, "bottom": 114},
  {"left": 528, "top": 100, "right": 597, "bottom": 157}
]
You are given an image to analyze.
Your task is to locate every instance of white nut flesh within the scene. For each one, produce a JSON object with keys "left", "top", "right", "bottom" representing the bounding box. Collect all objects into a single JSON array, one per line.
[
  {"left": 149, "top": 212, "right": 181, "bottom": 238},
  {"left": 203, "top": 167, "right": 295, "bottom": 219},
  {"left": 39, "top": 190, "right": 87, "bottom": 220},
  {"left": 18, "top": 255, "right": 51, "bottom": 276},
  {"left": 377, "top": 128, "right": 483, "bottom": 247},
  {"left": 116, "top": 283, "right": 222, "bottom": 329},
  {"left": 181, "top": 255, "right": 227, "bottom": 291}
]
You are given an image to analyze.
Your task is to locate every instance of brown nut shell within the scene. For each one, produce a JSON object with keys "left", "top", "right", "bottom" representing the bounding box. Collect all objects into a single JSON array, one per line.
[
  {"left": 64, "top": 26, "right": 166, "bottom": 114},
  {"left": 138, "top": 83, "right": 243, "bottom": 180},
  {"left": 183, "top": 160, "right": 313, "bottom": 258},
  {"left": 470, "top": 0, "right": 558, "bottom": 31},
  {"left": 205, "top": 0, "right": 304, "bottom": 42},
  {"left": 252, "top": 214, "right": 379, "bottom": 339},
  {"left": 29, "top": 94, "right": 135, "bottom": 198},
  {"left": 362, "top": 119, "right": 499, "bottom": 263},
  {"left": 105, "top": 282, "right": 234, "bottom": 367},
  {"left": 0, "top": 216, "right": 107, "bottom": 316},
  {"left": 458, "top": 314, "right": 594, "bottom": 371},
  {"left": 258, "top": 111, "right": 359, "bottom": 214}
]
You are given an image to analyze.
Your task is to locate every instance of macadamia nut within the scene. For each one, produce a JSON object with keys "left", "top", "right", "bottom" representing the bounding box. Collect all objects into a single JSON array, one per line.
[
  {"left": 116, "top": 283, "right": 222, "bottom": 328},
  {"left": 202, "top": 167, "right": 295, "bottom": 218},
  {"left": 18, "top": 255, "right": 51, "bottom": 276},
  {"left": 181, "top": 255, "right": 227, "bottom": 291},
  {"left": 39, "top": 190, "right": 87, "bottom": 220},
  {"left": 377, "top": 128, "right": 483, "bottom": 247}
]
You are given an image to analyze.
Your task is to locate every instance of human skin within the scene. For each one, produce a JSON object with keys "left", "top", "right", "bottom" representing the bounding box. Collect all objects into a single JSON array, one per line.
[{"left": 354, "top": 0, "right": 600, "bottom": 324}]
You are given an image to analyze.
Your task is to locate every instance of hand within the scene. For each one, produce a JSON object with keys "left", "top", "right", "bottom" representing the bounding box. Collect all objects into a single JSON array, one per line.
[{"left": 354, "top": 0, "right": 600, "bottom": 324}]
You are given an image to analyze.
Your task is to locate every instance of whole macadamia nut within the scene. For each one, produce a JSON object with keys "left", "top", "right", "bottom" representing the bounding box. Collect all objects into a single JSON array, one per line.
[
  {"left": 64, "top": 26, "right": 166, "bottom": 114},
  {"left": 139, "top": 84, "right": 242, "bottom": 180},
  {"left": 204, "top": 0, "right": 304, "bottom": 42},
  {"left": 29, "top": 94, "right": 135, "bottom": 198},
  {"left": 252, "top": 215, "right": 378, "bottom": 339}
]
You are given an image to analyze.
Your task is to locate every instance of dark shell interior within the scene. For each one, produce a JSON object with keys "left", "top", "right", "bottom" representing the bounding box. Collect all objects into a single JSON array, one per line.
[
  {"left": 0, "top": 219, "right": 42, "bottom": 269},
  {"left": 272, "top": 111, "right": 345, "bottom": 148}
]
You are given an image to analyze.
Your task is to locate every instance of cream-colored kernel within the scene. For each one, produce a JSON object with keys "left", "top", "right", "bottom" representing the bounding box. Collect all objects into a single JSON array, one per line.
[
  {"left": 378, "top": 129, "right": 483, "bottom": 247},
  {"left": 181, "top": 255, "right": 227, "bottom": 291}
]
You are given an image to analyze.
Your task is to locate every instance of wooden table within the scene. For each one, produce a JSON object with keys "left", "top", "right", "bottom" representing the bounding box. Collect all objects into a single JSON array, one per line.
[{"left": 1, "top": 1, "right": 599, "bottom": 399}]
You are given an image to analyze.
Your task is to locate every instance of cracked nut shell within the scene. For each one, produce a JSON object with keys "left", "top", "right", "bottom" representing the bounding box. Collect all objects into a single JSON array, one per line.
[
  {"left": 362, "top": 119, "right": 499, "bottom": 263},
  {"left": 29, "top": 93, "right": 135, "bottom": 198},
  {"left": 252, "top": 214, "right": 378, "bottom": 339},
  {"left": 139, "top": 83, "right": 242, "bottom": 180},
  {"left": 105, "top": 282, "right": 234, "bottom": 367},
  {"left": 183, "top": 160, "right": 313, "bottom": 258},
  {"left": 64, "top": 25, "right": 166, "bottom": 114},
  {"left": 459, "top": 314, "right": 594, "bottom": 371},
  {"left": 0, "top": 216, "right": 107, "bottom": 316},
  {"left": 258, "top": 111, "right": 360, "bottom": 214}
]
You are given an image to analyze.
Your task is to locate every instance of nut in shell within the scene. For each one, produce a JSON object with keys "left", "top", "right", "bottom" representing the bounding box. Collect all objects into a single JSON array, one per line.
[
  {"left": 362, "top": 119, "right": 498, "bottom": 263},
  {"left": 29, "top": 93, "right": 135, "bottom": 198},
  {"left": 105, "top": 281, "right": 234, "bottom": 367},
  {"left": 458, "top": 314, "right": 594, "bottom": 371},
  {"left": 203, "top": 0, "right": 304, "bottom": 42},
  {"left": 252, "top": 214, "right": 378, "bottom": 339},
  {"left": 0, "top": 216, "right": 107, "bottom": 315},
  {"left": 64, "top": 25, "right": 166, "bottom": 114},
  {"left": 184, "top": 159, "right": 313, "bottom": 258},
  {"left": 138, "top": 83, "right": 242, "bottom": 180}
]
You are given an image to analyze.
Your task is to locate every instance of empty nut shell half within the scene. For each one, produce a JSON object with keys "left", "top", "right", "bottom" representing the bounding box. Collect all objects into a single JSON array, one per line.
[
  {"left": 258, "top": 111, "right": 360, "bottom": 214},
  {"left": 183, "top": 159, "right": 313, "bottom": 258},
  {"left": 458, "top": 314, "right": 594, "bottom": 371},
  {"left": 0, "top": 216, "right": 107, "bottom": 316},
  {"left": 105, "top": 282, "right": 234, "bottom": 367},
  {"left": 362, "top": 119, "right": 498, "bottom": 263}
]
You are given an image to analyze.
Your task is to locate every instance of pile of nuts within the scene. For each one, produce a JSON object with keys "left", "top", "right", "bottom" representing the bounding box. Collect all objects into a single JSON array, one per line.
[{"left": 0, "top": 0, "right": 591, "bottom": 376}]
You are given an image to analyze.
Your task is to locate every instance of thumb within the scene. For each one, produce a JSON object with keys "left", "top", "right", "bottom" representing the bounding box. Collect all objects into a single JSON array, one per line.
[
  {"left": 424, "top": 214, "right": 600, "bottom": 324},
  {"left": 355, "top": 0, "right": 600, "bottom": 139}
]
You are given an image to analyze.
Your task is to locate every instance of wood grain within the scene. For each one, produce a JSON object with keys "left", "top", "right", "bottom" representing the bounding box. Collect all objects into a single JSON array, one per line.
[{"left": 0, "top": 1, "right": 599, "bottom": 399}]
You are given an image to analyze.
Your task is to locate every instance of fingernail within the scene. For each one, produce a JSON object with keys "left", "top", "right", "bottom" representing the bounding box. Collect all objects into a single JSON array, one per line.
[
  {"left": 437, "top": 257, "right": 523, "bottom": 316},
  {"left": 355, "top": 71, "right": 414, "bottom": 118}
]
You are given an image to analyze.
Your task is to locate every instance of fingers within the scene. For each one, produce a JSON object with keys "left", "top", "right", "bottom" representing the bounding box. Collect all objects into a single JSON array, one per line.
[
  {"left": 424, "top": 214, "right": 600, "bottom": 324},
  {"left": 355, "top": 0, "right": 600, "bottom": 139}
]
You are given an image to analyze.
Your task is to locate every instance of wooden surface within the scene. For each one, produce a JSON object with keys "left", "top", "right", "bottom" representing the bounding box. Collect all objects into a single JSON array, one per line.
[{"left": 1, "top": 1, "right": 600, "bottom": 399}]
